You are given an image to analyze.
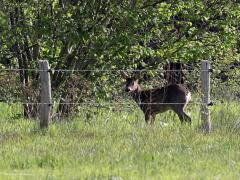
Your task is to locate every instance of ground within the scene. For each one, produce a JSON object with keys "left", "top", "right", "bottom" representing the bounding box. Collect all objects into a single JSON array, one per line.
[{"left": 0, "top": 102, "right": 239, "bottom": 179}]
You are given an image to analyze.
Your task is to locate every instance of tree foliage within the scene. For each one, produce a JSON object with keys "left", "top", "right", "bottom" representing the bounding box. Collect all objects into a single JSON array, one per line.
[{"left": 0, "top": 0, "right": 239, "bottom": 117}]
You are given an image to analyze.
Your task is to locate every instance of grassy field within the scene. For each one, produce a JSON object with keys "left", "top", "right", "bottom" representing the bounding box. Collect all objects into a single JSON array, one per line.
[{"left": 0, "top": 102, "right": 239, "bottom": 179}]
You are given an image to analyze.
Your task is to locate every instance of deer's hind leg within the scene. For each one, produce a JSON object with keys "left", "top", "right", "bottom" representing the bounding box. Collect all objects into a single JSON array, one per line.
[
  {"left": 172, "top": 105, "right": 191, "bottom": 124},
  {"left": 183, "top": 112, "right": 191, "bottom": 124}
]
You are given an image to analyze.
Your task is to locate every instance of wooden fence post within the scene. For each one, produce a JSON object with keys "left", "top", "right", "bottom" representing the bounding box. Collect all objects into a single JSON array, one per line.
[
  {"left": 201, "top": 60, "right": 211, "bottom": 133},
  {"left": 39, "top": 60, "right": 52, "bottom": 128}
]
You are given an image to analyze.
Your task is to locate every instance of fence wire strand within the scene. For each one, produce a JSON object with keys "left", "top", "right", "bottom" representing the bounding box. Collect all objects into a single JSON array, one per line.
[
  {"left": 0, "top": 68, "right": 210, "bottom": 72},
  {"left": 1, "top": 63, "right": 228, "bottom": 123},
  {"left": 2, "top": 102, "right": 206, "bottom": 105}
]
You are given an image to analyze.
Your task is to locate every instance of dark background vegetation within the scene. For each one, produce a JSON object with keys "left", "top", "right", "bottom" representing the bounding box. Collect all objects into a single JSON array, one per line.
[{"left": 0, "top": 0, "right": 239, "bottom": 118}]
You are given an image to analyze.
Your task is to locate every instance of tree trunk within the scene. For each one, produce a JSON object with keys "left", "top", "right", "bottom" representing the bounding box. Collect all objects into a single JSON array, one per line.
[
  {"left": 164, "top": 62, "right": 184, "bottom": 84},
  {"left": 9, "top": 2, "right": 39, "bottom": 119}
]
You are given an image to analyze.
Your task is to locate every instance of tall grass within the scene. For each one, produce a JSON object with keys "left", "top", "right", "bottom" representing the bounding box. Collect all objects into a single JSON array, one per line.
[{"left": 0, "top": 101, "right": 239, "bottom": 179}]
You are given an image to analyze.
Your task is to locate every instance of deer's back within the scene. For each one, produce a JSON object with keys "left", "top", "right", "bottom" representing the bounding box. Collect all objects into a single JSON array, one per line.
[{"left": 139, "top": 84, "right": 190, "bottom": 113}]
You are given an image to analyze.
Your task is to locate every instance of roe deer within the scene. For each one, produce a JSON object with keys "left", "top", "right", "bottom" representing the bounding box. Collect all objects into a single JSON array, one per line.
[{"left": 123, "top": 71, "right": 191, "bottom": 124}]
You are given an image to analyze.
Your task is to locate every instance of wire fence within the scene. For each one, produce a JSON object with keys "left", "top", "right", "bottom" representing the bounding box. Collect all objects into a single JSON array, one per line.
[
  {"left": 0, "top": 68, "right": 204, "bottom": 104},
  {"left": 0, "top": 67, "right": 238, "bottom": 107},
  {"left": 0, "top": 61, "right": 239, "bottom": 129}
]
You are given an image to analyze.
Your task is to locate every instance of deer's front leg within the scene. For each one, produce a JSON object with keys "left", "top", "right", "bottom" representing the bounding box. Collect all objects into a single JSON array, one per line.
[
  {"left": 144, "top": 112, "right": 151, "bottom": 124},
  {"left": 144, "top": 111, "right": 155, "bottom": 124}
]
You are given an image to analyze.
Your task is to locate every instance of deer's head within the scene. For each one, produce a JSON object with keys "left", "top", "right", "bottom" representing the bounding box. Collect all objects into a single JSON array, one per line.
[{"left": 122, "top": 71, "right": 141, "bottom": 92}]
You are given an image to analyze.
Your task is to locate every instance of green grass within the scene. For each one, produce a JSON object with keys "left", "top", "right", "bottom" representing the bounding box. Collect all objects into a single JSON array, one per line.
[{"left": 0, "top": 102, "right": 239, "bottom": 179}]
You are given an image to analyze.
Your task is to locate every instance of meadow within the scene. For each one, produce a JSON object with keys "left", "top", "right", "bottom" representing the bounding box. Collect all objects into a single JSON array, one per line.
[{"left": 0, "top": 101, "right": 239, "bottom": 179}]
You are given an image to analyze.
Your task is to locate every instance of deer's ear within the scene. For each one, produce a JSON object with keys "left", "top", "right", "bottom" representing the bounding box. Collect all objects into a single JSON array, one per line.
[{"left": 133, "top": 70, "right": 141, "bottom": 80}]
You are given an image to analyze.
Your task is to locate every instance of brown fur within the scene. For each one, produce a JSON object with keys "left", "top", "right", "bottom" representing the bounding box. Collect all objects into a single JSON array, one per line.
[{"left": 125, "top": 75, "right": 191, "bottom": 124}]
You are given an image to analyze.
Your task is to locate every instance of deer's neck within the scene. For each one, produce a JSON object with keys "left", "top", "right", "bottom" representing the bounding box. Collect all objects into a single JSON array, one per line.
[{"left": 130, "top": 86, "right": 142, "bottom": 104}]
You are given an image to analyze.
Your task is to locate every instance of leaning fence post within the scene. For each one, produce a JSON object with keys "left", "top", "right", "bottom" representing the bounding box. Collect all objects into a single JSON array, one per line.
[
  {"left": 39, "top": 60, "right": 52, "bottom": 128},
  {"left": 201, "top": 60, "right": 211, "bottom": 133}
]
